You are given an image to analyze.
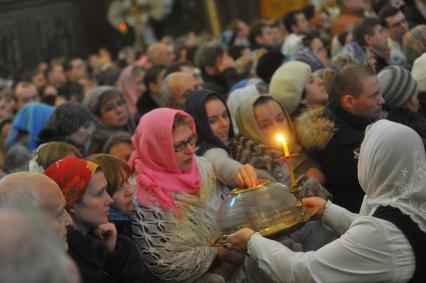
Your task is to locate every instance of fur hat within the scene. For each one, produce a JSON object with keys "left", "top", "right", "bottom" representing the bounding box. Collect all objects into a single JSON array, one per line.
[
  {"left": 269, "top": 61, "right": 312, "bottom": 115},
  {"left": 378, "top": 65, "right": 417, "bottom": 109},
  {"left": 412, "top": 53, "right": 426, "bottom": 93}
]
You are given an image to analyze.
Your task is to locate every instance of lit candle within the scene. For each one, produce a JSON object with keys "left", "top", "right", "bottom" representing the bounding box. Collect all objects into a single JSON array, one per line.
[
  {"left": 276, "top": 134, "right": 296, "bottom": 187},
  {"left": 276, "top": 134, "right": 290, "bottom": 157}
]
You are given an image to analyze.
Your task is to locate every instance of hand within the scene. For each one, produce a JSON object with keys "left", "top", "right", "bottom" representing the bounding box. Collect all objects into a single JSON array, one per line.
[
  {"left": 226, "top": 228, "right": 255, "bottom": 252},
  {"left": 94, "top": 222, "right": 117, "bottom": 252},
  {"left": 236, "top": 164, "right": 258, "bottom": 188},
  {"left": 302, "top": 197, "right": 327, "bottom": 217},
  {"left": 217, "top": 246, "right": 245, "bottom": 265}
]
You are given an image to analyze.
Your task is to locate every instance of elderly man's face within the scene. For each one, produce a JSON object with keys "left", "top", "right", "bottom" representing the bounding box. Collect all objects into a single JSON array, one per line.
[
  {"left": 169, "top": 73, "right": 199, "bottom": 109},
  {"left": 41, "top": 188, "right": 73, "bottom": 251}
]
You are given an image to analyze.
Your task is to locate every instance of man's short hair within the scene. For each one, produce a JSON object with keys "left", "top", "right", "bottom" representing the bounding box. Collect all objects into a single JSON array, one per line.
[
  {"left": 13, "top": 81, "right": 36, "bottom": 101},
  {"left": 330, "top": 64, "right": 375, "bottom": 106},
  {"left": 352, "top": 18, "right": 380, "bottom": 47},
  {"left": 248, "top": 20, "right": 269, "bottom": 46},
  {"left": 378, "top": 6, "right": 401, "bottom": 27},
  {"left": 194, "top": 41, "right": 226, "bottom": 72},
  {"left": 302, "top": 5, "right": 316, "bottom": 21},
  {"left": 283, "top": 11, "right": 300, "bottom": 33},
  {"left": 144, "top": 64, "right": 166, "bottom": 90},
  {"left": 164, "top": 61, "right": 194, "bottom": 77}
]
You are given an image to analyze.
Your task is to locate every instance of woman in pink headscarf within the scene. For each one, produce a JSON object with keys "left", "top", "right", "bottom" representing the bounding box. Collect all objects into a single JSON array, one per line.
[
  {"left": 129, "top": 108, "right": 253, "bottom": 282},
  {"left": 117, "top": 65, "right": 145, "bottom": 115}
]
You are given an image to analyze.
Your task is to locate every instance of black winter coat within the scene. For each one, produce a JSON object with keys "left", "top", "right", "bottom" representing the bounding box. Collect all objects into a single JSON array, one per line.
[
  {"left": 306, "top": 105, "right": 370, "bottom": 213},
  {"left": 67, "top": 227, "right": 155, "bottom": 283}
]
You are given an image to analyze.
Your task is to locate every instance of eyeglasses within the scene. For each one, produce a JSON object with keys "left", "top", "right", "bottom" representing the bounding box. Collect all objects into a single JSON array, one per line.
[{"left": 174, "top": 134, "right": 197, "bottom": 152}]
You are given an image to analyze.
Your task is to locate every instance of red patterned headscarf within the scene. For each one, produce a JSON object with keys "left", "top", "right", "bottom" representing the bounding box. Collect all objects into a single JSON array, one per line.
[{"left": 44, "top": 157, "right": 99, "bottom": 209}]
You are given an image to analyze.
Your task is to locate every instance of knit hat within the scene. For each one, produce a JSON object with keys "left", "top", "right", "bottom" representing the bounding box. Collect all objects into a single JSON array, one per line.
[
  {"left": 403, "top": 25, "right": 426, "bottom": 66},
  {"left": 269, "top": 61, "right": 312, "bottom": 115},
  {"left": 44, "top": 157, "right": 99, "bottom": 209},
  {"left": 37, "top": 102, "right": 93, "bottom": 146},
  {"left": 412, "top": 53, "right": 426, "bottom": 93},
  {"left": 378, "top": 65, "right": 417, "bottom": 109}
]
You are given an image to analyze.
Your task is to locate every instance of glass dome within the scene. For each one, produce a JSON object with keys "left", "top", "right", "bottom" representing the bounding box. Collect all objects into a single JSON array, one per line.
[{"left": 210, "top": 179, "right": 314, "bottom": 246}]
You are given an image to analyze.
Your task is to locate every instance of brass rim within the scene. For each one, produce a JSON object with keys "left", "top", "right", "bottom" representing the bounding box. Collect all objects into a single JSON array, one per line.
[
  {"left": 229, "top": 179, "right": 271, "bottom": 195},
  {"left": 208, "top": 209, "right": 316, "bottom": 246}
]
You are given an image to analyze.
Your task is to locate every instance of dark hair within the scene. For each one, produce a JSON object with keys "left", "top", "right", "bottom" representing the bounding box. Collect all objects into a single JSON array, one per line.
[
  {"left": 302, "top": 5, "right": 316, "bottom": 21},
  {"left": 249, "top": 20, "right": 270, "bottom": 46},
  {"left": 301, "top": 33, "right": 320, "bottom": 48},
  {"left": 283, "top": 11, "right": 301, "bottom": 33},
  {"left": 330, "top": 64, "right": 375, "bottom": 106},
  {"left": 102, "top": 132, "right": 132, "bottom": 154},
  {"left": 256, "top": 50, "right": 285, "bottom": 83},
  {"left": 194, "top": 41, "right": 226, "bottom": 72},
  {"left": 379, "top": 6, "right": 401, "bottom": 27},
  {"left": 372, "top": 0, "right": 390, "bottom": 14},
  {"left": 352, "top": 18, "right": 380, "bottom": 47},
  {"left": 143, "top": 64, "right": 166, "bottom": 92}
]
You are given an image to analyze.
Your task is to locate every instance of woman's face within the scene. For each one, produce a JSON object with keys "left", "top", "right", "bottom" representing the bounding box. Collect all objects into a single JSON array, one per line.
[
  {"left": 108, "top": 142, "right": 134, "bottom": 162},
  {"left": 70, "top": 172, "right": 112, "bottom": 229},
  {"left": 310, "top": 37, "right": 328, "bottom": 64},
  {"left": 112, "top": 180, "right": 135, "bottom": 213},
  {"left": 304, "top": 75, "right": 329, "bottom": 106},
  {"left": 99, "top": 95, "right": 129, "bottom": 128},
  {"left": 254, "top": 100, "right": 290, "bottom": 150},
  {"left": 69, "top": 121, "right": 95, "bottom": 146},
  {"left": 205, "top": 98, "right": 231, "bottom": 142},
  {"left": 173, "top": 125, "right": 196, "bottom": 172}
]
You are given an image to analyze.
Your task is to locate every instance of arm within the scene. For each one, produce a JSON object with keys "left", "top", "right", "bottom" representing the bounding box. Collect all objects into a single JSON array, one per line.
[
  {"left": 204, "top": 147, "right": 242, "bottom": 186},
  {"left": 204, "top": 147, "right": 257, "bottom": 187},
  {"left": 241, "top": 217, "right": 413, "bottom": 283},
  {"left": 321, "top": 200, "right": 357, "bottom": 235}
]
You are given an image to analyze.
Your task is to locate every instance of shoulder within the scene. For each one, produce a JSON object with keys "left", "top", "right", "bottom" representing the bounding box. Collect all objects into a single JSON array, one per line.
[{"left": 294, "top": 105, "right": 335, "bottom": 151}]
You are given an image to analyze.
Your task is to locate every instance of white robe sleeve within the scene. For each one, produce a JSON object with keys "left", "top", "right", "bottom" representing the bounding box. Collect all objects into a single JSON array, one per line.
[{"left": 247, "top": 216, "right": 415, "bottom": 283}]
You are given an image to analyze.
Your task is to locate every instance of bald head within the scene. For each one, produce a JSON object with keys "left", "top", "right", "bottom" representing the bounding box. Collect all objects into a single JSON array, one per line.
[
  {"left": 0, "top": 172, "right": 61, "bottom": 210},
  {"left": 161, "top": 72, "right": 199, "bottom": 109},
  {"left": 0, "top": 172, "right": 72, "bottom": 250}
]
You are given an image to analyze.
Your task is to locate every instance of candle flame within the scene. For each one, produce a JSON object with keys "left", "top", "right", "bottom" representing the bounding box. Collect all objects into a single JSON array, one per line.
[{"left": 276, "top": 134, "right": 286, "bottom": 143}]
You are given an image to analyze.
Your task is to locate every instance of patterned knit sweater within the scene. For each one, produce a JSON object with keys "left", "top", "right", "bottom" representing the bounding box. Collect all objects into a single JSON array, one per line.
[{"left": 131, "top": 157, "right": 227, "bottom": 282}]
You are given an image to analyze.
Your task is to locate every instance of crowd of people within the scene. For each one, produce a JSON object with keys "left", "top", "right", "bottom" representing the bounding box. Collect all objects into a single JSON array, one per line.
[{"left": 0, "top": 0, "right": 425, "bottom": 282}]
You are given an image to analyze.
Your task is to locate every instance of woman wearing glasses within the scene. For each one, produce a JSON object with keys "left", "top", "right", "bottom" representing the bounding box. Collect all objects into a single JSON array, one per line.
[
  {"left": 129, "top": 108, "right": 260, "bottom": 282},
  {"left": 83, "top": 86, "right": 135, "bottom": 155}
]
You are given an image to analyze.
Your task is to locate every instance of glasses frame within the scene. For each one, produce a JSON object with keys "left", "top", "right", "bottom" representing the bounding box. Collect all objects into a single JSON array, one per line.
[{"left": 174, "top": 133, "right": 197, "bottom": 152}]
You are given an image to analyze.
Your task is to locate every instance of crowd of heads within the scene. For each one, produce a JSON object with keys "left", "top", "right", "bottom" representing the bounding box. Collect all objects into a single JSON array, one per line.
[{"left": 0, "top": 0, "right": 426, "bottom": 281}]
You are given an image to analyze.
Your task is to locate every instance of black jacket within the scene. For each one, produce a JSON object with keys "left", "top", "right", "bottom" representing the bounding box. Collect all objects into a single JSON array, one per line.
[
  {"left": 202, "top": 67, "right": 243, "bottom": 101},
  {"left": 306, "top": 105, "right": 371, "bottom": 212},
  {"left": 67, "top": 227, "right": 155, "bottom": 283}
]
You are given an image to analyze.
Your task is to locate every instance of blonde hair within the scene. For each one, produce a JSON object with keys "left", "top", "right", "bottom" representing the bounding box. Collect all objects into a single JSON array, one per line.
[{"left": 30, "top": 142, "right": 82, "bottom": 172}]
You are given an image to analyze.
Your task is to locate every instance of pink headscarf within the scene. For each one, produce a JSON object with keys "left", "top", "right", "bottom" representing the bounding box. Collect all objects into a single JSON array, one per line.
[
  {"left": 118, "top": 65, "right": 142, "bottom": 115},
  {"left": 128, "top": 108, "right": 201, "bottom": 212}
]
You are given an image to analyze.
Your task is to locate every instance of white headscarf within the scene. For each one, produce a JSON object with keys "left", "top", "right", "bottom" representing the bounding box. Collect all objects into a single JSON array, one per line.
[{"left": 358, "top": 120, "right": 426, "bottom": 233}]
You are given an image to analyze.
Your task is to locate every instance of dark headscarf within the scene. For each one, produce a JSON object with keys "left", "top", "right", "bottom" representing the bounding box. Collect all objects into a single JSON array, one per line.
[{"left": 184, "top": 89, "right": 234, "bottom": 156}]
